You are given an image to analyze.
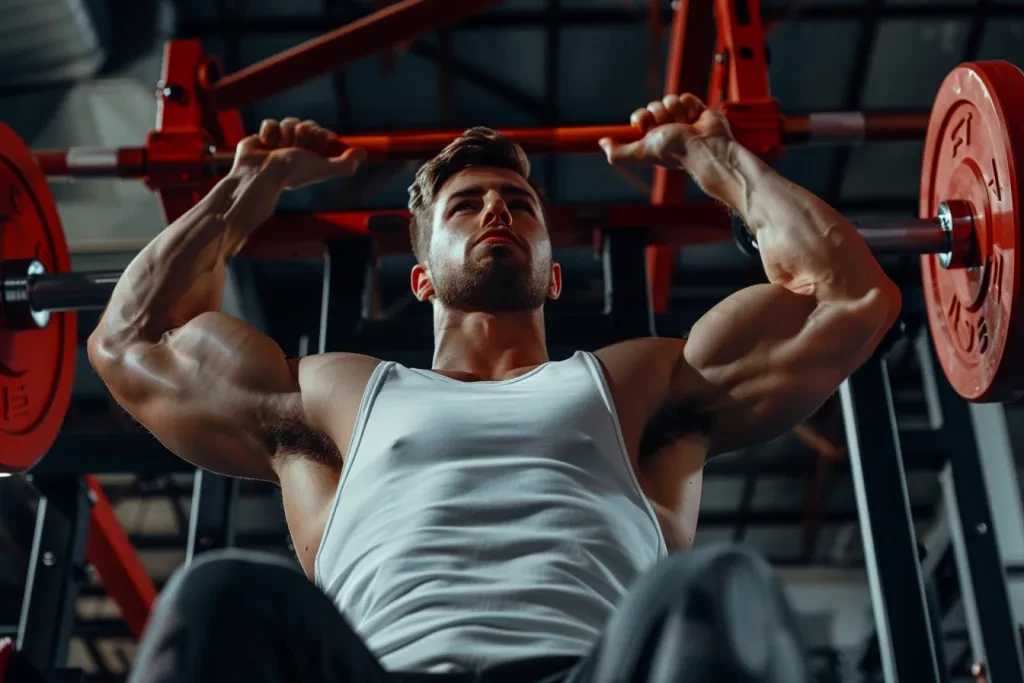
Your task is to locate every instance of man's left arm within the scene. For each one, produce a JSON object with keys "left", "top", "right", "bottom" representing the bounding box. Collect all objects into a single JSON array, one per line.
[{"left": 604, "top": 95, "right": 902, "bottom": 456}]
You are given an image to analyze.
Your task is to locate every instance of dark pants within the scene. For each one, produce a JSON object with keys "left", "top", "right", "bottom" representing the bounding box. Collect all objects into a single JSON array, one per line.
[{"left": 128, "top": 544, "right": 813, "bottom": 683}]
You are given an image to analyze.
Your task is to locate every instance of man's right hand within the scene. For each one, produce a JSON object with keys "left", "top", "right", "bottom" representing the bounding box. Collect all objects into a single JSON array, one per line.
[{"left": 232, "top": 118, "right": 367, "bottom": 190}]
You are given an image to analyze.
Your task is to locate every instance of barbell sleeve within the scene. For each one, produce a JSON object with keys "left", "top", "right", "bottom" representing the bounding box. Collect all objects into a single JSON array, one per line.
[
  {"left": 26, "top": 270, "right": 121, "bottom": 313},
  {"left": 1, "top": 260, "right": 118, "bottom": 330},
  {"left": 734, "top": 200, "right": 975, "bottom": 267},
  {"left": 854, "top": 219, "right": 949, "bottom": 254}
]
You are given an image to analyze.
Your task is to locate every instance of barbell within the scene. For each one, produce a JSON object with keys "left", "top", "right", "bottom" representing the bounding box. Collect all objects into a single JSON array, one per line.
[{"left": 1, "top": 60, "right": 1022, "bottom": 474}]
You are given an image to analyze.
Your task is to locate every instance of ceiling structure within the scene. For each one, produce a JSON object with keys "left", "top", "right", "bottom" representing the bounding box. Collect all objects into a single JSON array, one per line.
[{"left": 1, "top": 0, "right": 1023, "bottom": 681}]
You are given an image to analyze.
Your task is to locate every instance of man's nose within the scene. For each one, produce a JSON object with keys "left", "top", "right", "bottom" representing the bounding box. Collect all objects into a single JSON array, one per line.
[{"left": 483, "top": 192, "right": 512, "bottom": 225}]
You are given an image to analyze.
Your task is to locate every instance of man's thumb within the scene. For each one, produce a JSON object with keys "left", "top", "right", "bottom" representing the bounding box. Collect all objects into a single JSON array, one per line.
[
  {"left": 599, "top": 137, "right": 650, "bottom": 165},
  {"left": 329, "top": 147, "right": 368, "bottom": 175}
]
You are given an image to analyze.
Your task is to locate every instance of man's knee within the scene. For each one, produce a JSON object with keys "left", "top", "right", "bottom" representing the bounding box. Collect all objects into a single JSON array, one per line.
[
  {"left": 158, "top": 550, "right": 303, "bottom": 619},
  {"left": 649, "top": 543, "right": 779, "bottom": 606}
]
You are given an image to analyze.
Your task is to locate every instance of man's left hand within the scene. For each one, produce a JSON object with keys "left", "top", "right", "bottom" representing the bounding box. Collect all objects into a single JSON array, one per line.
[{"left": 599, "top": 94, "right": 737, "bottom": 198}]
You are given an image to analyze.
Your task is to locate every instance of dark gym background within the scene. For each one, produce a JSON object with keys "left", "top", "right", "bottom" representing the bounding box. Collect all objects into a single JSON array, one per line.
[{"left": 1, "top": 1, "right": 1023, "bottom": 681}]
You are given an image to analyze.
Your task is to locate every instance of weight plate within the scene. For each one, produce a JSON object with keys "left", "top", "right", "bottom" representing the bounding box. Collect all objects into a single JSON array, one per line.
[
  {"left": 0, "top": 122, "right": 76, "bottom": 471},
  {"left": 0, "top": 637, "right": 12, "bottom": 676},
  {"left": 920, "top": 61, "right": 1024, "bottom": 402}
]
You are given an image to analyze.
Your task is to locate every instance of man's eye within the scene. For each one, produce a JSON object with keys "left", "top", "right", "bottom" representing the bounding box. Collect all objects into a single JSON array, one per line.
[
  {"left": 509, "top": 200, "right": 532, "bottom": 212},
  {"left": 454, "top": 202, "right": 475, "bottom": 212}
]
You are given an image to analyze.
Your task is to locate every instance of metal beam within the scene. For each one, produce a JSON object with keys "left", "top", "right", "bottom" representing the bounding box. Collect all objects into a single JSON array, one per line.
[{"left": 175, "top": 4, "right": 1024, "bottom": 35}]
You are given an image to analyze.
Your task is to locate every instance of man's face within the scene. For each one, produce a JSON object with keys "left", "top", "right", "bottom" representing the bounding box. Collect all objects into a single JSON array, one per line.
[{"left": 413, "top": 167, "right": 561, "bottom": 312}]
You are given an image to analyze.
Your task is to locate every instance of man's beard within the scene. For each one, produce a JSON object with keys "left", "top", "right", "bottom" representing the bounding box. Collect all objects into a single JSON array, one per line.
[{"left": 432, "top": 246, "right": 550, "bottom": 312}]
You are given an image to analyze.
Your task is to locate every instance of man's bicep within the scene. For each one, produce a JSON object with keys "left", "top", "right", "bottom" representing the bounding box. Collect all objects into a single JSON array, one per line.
[
  {"left": 679, "top": 284, "right": 891, "bottom": 453},
  {"left": 101, "top": 312, "right": 297, "bottom": 480}
]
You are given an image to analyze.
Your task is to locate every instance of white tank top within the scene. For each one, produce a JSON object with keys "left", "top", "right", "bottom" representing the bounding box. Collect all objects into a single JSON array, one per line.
[{"left": 314, "top": 351, "right": 667, "bottom": 673}]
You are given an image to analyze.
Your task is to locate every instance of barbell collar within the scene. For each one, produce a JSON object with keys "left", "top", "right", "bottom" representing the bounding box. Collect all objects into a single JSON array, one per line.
[{"left": 936, "top": 199, "right": 975, "bottom": 269}]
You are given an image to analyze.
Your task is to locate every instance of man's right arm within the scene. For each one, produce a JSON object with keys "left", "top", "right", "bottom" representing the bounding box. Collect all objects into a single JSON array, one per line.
[
  {"left": 88, "top": 164, "right": 293, "bottom": 481},
  {"left": 88, "top": 119, "right": 365, "bottom": 481}
]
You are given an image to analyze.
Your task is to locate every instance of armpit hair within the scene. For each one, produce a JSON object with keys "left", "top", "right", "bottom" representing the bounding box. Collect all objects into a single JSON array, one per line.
[
  {"left": 639, "top": 392, "right": 714, "bottom": 459},
  {"left": 259, "top": 413, "right": 342, "bottom": 467}
]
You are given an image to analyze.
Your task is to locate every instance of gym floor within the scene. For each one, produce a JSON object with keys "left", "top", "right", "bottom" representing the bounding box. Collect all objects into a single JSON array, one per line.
[{"left": 1, "top": 1, "right": 1023, "bottom": 682}]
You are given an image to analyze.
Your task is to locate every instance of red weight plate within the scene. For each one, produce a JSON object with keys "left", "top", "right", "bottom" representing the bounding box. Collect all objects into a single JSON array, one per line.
[
  {"left": 920, "top": 61, "right": 1024, "bottom": 402},
  {"left": 0, "top": 637, "right": 12, "bottom": 680},
  {"left": 0, "top": 122, "right": 76, "bottom": 471}
]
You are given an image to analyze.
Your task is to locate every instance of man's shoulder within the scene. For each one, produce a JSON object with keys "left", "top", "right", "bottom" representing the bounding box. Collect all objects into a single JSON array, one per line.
[
  {"left": 592, "top": 337, "right": 688, "bottom": 385},
  {"left": 590, "top": 337, "right": 695, "bottom": 416},
  {"left": 290, "top": 352, "right": 387, "bottom": 414},
  {"left": 293, "top": 351, "right": 385, "bottom": 378}
]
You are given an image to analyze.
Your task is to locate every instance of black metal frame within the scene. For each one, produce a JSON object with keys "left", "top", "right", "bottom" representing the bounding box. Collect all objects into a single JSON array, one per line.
[
  {"left": 838, "top": 354, "right": 943, "bottom": 683},
  {"left": 17, "top": 477, "right": 91, "bottom": 673},
  {"left": 601, "top": 227, "right": 656, "bottom": 340},
  {"left": 319, "top": 237, "right": 375, "bottom": 354},
  {"left": 185, "top": 471, "right": 240, "bottom": 565}
]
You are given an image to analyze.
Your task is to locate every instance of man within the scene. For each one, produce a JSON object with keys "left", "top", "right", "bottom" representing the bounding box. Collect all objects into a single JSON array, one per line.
[{"left": 89, "top": 93, "right": 900, "bottom": 683}]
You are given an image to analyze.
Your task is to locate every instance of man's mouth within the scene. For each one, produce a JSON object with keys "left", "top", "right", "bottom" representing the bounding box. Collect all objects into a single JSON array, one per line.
[{"left": 476, "top": 228, "right": 521, "bottom": 248}]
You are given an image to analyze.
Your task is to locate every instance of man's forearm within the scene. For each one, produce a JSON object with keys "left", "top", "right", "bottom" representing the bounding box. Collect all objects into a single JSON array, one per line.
[
  {"left": 93, "top": 164, "right": 285, "bottom": 347},
  {"left": 705, "top": 142, "right": 894, "bottom": 302}
]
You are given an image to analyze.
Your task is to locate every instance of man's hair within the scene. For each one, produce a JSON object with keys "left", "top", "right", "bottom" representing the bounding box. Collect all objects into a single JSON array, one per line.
[{"left": 407, "top": 127, "right": 543, "bottom": 263}]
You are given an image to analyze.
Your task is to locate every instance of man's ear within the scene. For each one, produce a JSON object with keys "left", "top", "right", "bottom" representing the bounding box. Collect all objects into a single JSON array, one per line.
[
  {"left": 548, "top": 262, "right": 562, "bottom": 300},
  {"left": 411, "top": 263, "right": 435, "bottom": 302}
]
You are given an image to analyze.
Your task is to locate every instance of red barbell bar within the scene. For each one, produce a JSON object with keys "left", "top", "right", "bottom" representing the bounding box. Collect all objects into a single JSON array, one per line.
[{"left": 32, "top": 113, "right": 929, "bottom": 181}]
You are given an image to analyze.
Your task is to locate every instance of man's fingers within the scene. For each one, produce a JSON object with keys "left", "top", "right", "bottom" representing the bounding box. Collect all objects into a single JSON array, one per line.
[
  {"left": 662, "top": 94, "right": 685, "bottom": 120},
  {"left": 294, "top": 120, "right": 320, "bottom": 148},
  {"left": 327, "top": 147, "right": 368, "bottom": 176},
  {"left": 310, "top": 128, "right": 334, "bottom": 155},
  {"left": 279, "top": 117, "right": 302, "bottom": 146},
  {"left": 646, "top": 100, "right": 671, "bottom": 126},
  {"left": 678, "top": 93, "right": 706, "bottom": 122},
  {"left": 259, "top": 119, "right": 281, "bottom": 147},
  {"left": 629, "top": 108, "right": 656, "bottom": 133}
]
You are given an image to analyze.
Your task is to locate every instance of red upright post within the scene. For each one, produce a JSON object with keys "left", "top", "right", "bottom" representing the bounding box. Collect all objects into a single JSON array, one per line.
[
  {"left": 647, "top": 0, "right": 716, "bottom": 314},
  {"left": 149, "top": 40, "right": 246, "bottom": 223},
  {"left": 711, "top": 0, "right": 782, "bottom": 160}
]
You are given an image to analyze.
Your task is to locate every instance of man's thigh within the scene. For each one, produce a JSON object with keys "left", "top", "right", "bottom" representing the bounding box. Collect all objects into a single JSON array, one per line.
[
  {"left": 129, "top": 549, "right": 389, "bottom": 683},
  {"left": 566, "top": 544, "right": 813, "bottom": 683}
]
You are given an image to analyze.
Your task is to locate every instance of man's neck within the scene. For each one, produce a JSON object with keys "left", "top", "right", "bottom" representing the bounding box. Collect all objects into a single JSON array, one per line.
[{"left": 431, "top": 308, "right": 549, "bottom": 381}]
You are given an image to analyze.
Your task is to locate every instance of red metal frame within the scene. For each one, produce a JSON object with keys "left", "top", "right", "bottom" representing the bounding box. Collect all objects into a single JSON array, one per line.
[{"left": 83, "top": 475, "right": 157, "bottom": 638}]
